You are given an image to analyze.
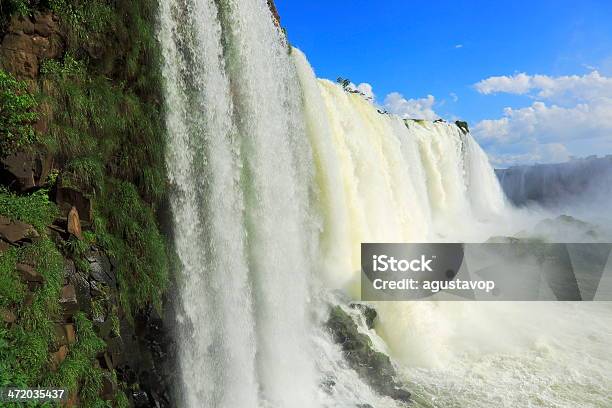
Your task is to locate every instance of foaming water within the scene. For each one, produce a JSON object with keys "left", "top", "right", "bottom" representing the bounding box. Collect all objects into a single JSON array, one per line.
[{"left": 401, "top": 302, "right": 612, "bottom": 408}]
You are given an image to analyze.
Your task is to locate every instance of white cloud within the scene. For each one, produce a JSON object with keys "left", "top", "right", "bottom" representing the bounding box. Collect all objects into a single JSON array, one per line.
[
  {"left": 474, "top": 73, "right": 533, "bottom": 95},
  {"left": 475, "top": 99, "right": 612, "bottom": 144},
  {"left": 455, "top": 44, "right": 463, "bottom": 49},
  {"left": 473, "top": 71, "right": 612, "bottom": 166},
  {"left": 383, "top": 92, "right": 439, "bottom": 120},
  {"left": 450, "top": 92, "right": 459, "bottom": 102},
  {"left": 474, "top": 71, "right": 612, "bottom": 103}
]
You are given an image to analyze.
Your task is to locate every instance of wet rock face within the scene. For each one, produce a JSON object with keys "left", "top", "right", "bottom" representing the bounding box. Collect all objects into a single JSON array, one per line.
[
  {"left": 117, "top": 304, "right": 178, "bottom": 408},
  {"left": 350, "top": 303, "right": 377, "bottom": 330},
  {"left": 64, "top": 243, "right": 176, "bottom": 407},
  {"left": 327, "top": 305, "right": 411, "bottom": 404}
]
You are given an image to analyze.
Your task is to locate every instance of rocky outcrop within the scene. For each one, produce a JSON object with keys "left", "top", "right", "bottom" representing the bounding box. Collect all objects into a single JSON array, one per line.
[
  {"left": 496, "top": 155, "right": 612, "bottom": 208},
  {"left": 0, "top": 215, "right": 39, "bottom": 244},
  {"left": 0, "top": 151, "right": 53, "bottom": 192},
  {"left": 455, "top": 120, "right": 469, "bottom": 134},
  {"left": 350, "top": 303, "right": 377, "bottom": 330},
  {"left": 267, "top": 0, "right": 281, "bottom": 27},
  {"left": 0, "top": 12, "right": 64, "bottom": 80},
  {"left": 327, "top": 305, "right": 411, "bottom": 404},
  {"left": 55, "top": 186, "right": 93, "bottom": 223},
  {"left": 118, "top": 304, "right": 178, "bottom": 407},
  {"left": 0, "top": 12, "right": 58, "bottom": 191}
]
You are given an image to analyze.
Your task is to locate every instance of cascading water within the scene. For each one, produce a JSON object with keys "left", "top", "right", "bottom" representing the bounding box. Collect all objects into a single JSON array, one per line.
[
  {"left": 159, "top": 1, "right": 612, "bottom": 407},
  {"left": 159, "top": 1, "right": 316, "bottom": 407}
]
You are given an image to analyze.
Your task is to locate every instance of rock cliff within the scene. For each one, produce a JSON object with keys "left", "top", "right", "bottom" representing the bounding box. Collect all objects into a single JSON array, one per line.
[{"left": 1, "top": 2, "right": 176, "bottom": 406}]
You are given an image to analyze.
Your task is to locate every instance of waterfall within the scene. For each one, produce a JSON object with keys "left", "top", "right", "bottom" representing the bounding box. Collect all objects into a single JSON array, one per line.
[
  {"left": 157, "top": 1, "right": 610, "bottom": 408},
  {"left": 159, "top": 1, "right": 316, "bottom": 407},
  {"left": 292, "top": 49, "right": 510, "bottom": 296},
  {"left": 496, "top": 156, "right": 612, "bottom": 211}
]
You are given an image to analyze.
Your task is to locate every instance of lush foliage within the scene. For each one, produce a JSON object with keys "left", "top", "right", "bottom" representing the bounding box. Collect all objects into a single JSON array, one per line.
[
  {"left": 40, "top": 52, "right": 168, "bottom": 318},
  {"left": 0, "top": 1, "right": 31, "bottom": 20},
  {"left": 34, "top": 0, "right": 169, "bottom": 316},
  {"left": 94, "top": 180, "right": 169, "bottom": 314},
  {"left": 0, "top": 239, "right": 62, "bottom": 387},
  {"left": 0, "top": 187, "right": 57, "bottom": 231},
  {"left": 0, "top": 70, "right": 38, "bottom": 157}
]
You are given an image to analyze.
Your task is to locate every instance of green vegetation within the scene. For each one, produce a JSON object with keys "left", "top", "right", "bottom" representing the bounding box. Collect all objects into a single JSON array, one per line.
[
  {"left": 48, "top": 0, "right": 114, "bottom": 44},
  {"left": 46, "top": 313, "right": 107, "bottom": 407},
  {"left": 35, "top": 0, "right": 169, "bottom": 316},
  {"left": 0, "top": 239, "right": 60, "bottom": 386},
  {"left": 95, "top": 180, "right": 168, "bottom": 315},
  {"left": 327, "top": 306, "right": 411, "bottom": 403},
  {"left": 0, "top": 69, "right": 39, "bottom": 157},
  {"left": 0, "top": 182, "right": 114, "bottom": 407},
  {"left": 0, "top": 187, "right": 57, "bottom": 232},
  {"left": 337, "top": 77, "right": 351, "bottom": 90},
  {"left": 0, "top": 248, "right": 24, "bottom": 309},
  {"left": 404, "top": 118, "right": 427, "bottom": 128},
  {"left": 39, "top": 50, "right": 169, "bottom": 315},
  {"left": 0, "top": 1, "right": 31, "bottom": 21}
]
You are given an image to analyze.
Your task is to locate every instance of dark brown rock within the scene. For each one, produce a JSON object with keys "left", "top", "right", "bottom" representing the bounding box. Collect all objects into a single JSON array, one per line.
[
  {"left": 0, "top": 241, "right": 10, "bottom": 252},
  {"left": 0, "top": 12, "right": 64, "bottom": 79},
  {"left": 102, "top": 352, "right": 114, "bottom": 370},
  {"left": 23, "top": 293, "right": 34, "bottom": 307},
  {"left": 100, "top": 371, "right": 118, "bottom": 400},
  {"left": 64, "top": 259, "right": 92, "bottom": 315},
  {"left": 16, "top": 262, "right": 43, "bottom": 283},
  {"left": 56, "top": 187, "right": 93, "bottom": 224},
  {"left": 50, "top": 344, "right": 69, "bottom": 371},
  {"left": 0, "top": 216, "right": 38, "bottom": 244},
  {"left": 0, "top": 151, "right": 53, "bottom": 192},
  {"left": 267, "top": 0, "right": 281, "bottom": 26},
  {"left": 59, "top": 284, "right": 78, "bottom": 316},
  {"left": 64, "top": 391, "right": 78, "bottom": 408},
  {"left": 0, "top": 152, "right": 35, "bottom": 190},
  {"left": 96, "top": 318, "right": 114, "bottom": 340},
  {"left": 54, "top": 323, "right": 68, "bottom": 346},
  {"left": 64, "top": 323, "right": 76, "bottom": 344}
]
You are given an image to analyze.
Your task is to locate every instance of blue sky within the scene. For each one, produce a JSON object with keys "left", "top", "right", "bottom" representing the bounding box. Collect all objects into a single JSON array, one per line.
[{"left": 277, "top": 0, "right": 612, "bottom": 166}]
